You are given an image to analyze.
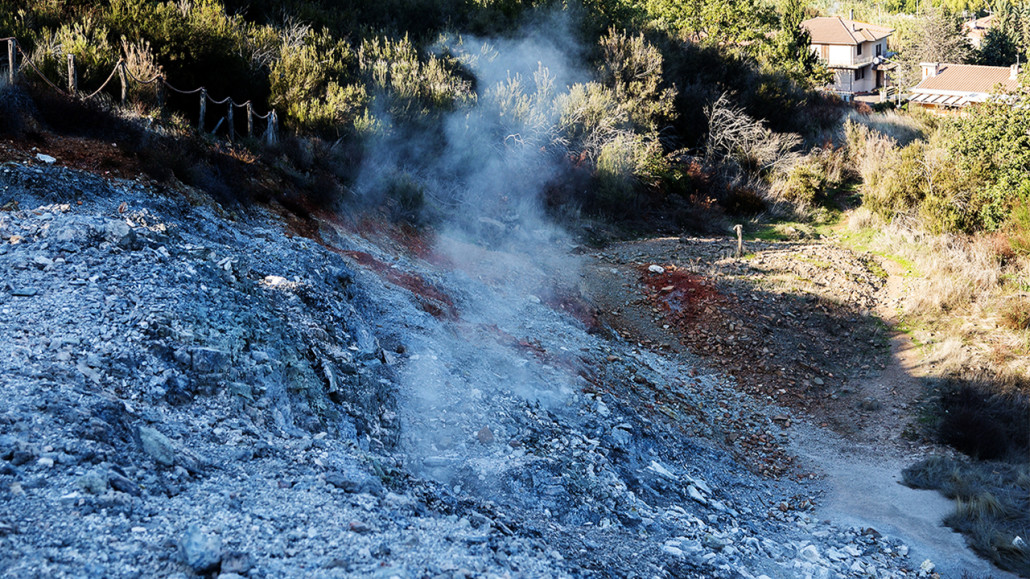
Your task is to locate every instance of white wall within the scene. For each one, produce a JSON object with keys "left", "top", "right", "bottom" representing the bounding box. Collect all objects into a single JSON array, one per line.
[
  {"left": 828, "top": 66, "right": 878, "bottom": 93},
  {"left": 828, "top": 44, "right": 853, "bottom": 65}
]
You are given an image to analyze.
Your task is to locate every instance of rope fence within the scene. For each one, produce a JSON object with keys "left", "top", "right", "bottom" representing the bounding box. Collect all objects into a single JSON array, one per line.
[{"left": 2, "top": 36, "right": 278, "bottom": 145}]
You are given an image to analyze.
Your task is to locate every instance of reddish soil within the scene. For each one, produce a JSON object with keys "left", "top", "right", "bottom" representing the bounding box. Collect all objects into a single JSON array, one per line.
[{"left": 337, "top": 250, "right": 457, "bottom": 320}]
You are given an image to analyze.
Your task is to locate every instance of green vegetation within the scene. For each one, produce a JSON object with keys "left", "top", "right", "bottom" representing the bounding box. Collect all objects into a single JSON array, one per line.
[{"left": 1, "top": 0, "right": 847, "bottom": 232}]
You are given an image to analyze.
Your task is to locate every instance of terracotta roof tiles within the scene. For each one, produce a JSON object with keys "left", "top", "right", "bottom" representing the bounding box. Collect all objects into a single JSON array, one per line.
[
  {"left": 913, "top": 63, "right": 1019, "bottom": 95},
  {"left": 802, "top": 17, "right": 893, "bottom": 45}
]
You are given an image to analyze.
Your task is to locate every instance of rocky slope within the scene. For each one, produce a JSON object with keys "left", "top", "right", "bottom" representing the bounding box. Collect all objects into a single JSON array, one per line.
[{"left": 0, "top": 159, "right": 938, "bottom": 578}]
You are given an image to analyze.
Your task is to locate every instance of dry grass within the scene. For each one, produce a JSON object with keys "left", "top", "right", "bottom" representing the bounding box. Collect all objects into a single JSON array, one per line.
[
  {"left": 904, "top": 456, "right": 1030, "bottom": 576},
  {"left": 845, "top": 212, "right": 1030, "bottom": 391}
]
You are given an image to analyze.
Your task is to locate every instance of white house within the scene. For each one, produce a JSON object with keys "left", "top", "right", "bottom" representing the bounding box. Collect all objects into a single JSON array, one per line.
[
  {"left": 802, "top": 16, "right": 894, "bottom": 96},
  {"left": 963, "top": 14, "right": 996, "bottom": 49}
]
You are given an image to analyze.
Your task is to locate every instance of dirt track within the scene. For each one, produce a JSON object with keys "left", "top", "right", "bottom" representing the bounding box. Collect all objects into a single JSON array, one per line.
[{"left": 582, "top": 232, "right": 1018, "bottom": 578}]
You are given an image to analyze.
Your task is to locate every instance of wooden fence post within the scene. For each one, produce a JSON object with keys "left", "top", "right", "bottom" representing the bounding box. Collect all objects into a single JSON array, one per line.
[
  {"left": 7, "top": 39, "right": 15, "bottom": 85},
  {"left": 246, "top": 103, "right": 253, "bottom": 137},
  {"left": 198, "top": 88, "right": 206, "bottom": 133},
  {"left": 118, "top": 60, "right": 127, "bottom": 103},
  {"left": 266, "top": 110, "right": 278, "bottom": 146},
  {"left": 227, "top": 102, "right": 234, "bottom": 142},
  {"left": 156, "top": 76, "right": 165, "bottom": 110},
  {"left": 67, "top": 53, "right": 77, "bottom": 94}
]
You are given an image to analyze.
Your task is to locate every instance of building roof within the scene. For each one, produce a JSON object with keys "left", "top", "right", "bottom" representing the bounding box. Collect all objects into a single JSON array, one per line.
[
  {"left": 912, "top": 63, "right": 1019, "bottom": 95},
  {"left": 963, "top": 14, "right": 995, "bottom": 32},
  {"left": 801, "top": 17, "right": 893, "bottom": 45}
]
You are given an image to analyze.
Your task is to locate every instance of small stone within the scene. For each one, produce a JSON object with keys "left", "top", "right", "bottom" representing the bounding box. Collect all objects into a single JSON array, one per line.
[
  {"left": 180, "top": 525, "right": 222, "bottom": 574},
  {"left": 78, "top": 470, "right": 109, "bottom": 494},
  {"left": 812, "top": 377, "right": 824, "bottom": 386},
  {"left": 103, "top": 219, "right": 137, "bottom": 249},
  {"left": 477, "top": 426, "right": 494, "bottom": 444},
  {"left": 191, "top": 347, "right": 230, "bottom": 374},
  {"left": 35, "top": 153, "right": 56, "bottom": 164},
  {"left": 10, "top": 288, "right": 38, "bottom": 297},
  {"left": 702, "top": 534, "right": 726, "bottom": 551},
  {"left": 108, "top": 471, "right": 140, "bottom": 496},
  {"left": 220, "top": 551, "right": 252, "bottom": 575},
  {"left": 859, "top": 397, "right": 882, "bottom": 411},
  {"left": 349, "top": 521, "right": 371, "bottom": 534},
  {"left": 325, "top": 471, "right": 383, "bottom": 496},
  {"left": 662, "top": 545, "right": 684, "bottom": 557},
  {"left": 648, "top": 265, "right": 665, "bottom": 274},
  {"left": 36, "top": 457, "right": 54, "bottom": 468},
  {"left": 800, "top": 544, "right": 821, "bottom": 562},
  {"left": 611, "top": 427, "right": 632, "bottom": 447},
  {"left": 688, "top": 485, "right": 707, "bottom": 505},
  {"left": 138, "top": 426, "right": 177, "bottom": 467},
  {"left": 919, "top": 559, "right": 935, "bottom": 573}
]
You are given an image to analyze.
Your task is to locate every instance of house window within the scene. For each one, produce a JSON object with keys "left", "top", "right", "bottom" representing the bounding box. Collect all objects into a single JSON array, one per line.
[
  {"left": 857, "top": 43, "right": 863, "bottom": 56},
  {"left": 856, "top": 67, "right": 865, "bottom": 80},
  {"left": 876, "top": 43, "right": 882, "bottom": 56}
]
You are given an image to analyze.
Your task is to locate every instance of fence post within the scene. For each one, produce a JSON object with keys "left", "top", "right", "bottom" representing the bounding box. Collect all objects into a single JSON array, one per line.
[
  {"left": 227, "top": 102, "right": 234, "bottom": 142},
  {"left": 266, "top": 110, "right": 278, "bottom": 146},
  {"left": 156, "top": 76, "right": 165, "bottom": 110},
  {"left": 246, "top": 103, "right": 253, "bottom": 137},
  {"left": 7, "top": 39, "right": 15, "bottom": 85},
  {"left": 67, "top": 53, "right": 77, "bottom": 94},
  {"left": 198, "top": 88, "right": 206, "bottom": 133},
  {"left": 118, "top": 60, "right": 127, "bottom": 103}
]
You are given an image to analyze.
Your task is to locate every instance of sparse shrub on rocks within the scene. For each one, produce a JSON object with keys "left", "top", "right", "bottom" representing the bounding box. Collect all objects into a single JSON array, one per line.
[{"left": 903, "top": 455, "right": 1030, "bottom": 575}]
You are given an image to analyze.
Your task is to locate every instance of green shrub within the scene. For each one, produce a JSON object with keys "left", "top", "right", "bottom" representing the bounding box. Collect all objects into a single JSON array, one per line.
[
  {"left": 556, "top": 81, "right": 625, "bottom": 158},
  {"left": 358, "top": 34, "right": 473, "bottom": 120},
  {"left": 774, "top": 159, "right": 824, "bottom": 205},
  {"left": 597, "top": 27, "right": 676, "bottom": 132},
  {"left": 269, "top": 25, "right": 367, "bottom": 134},
  {"left": 29, "top": 19, "right": 117, "bottom": 93}
]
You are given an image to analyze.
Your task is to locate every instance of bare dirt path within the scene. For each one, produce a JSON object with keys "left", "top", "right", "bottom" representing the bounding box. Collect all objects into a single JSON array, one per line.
[{"left": 583, "top": 233, "right": 1019, "bottom": 578}]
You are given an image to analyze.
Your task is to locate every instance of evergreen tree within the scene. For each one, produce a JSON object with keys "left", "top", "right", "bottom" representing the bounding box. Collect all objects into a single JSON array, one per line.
[{"left": 767, "top": 0, "right": 829, "bottom": 88}]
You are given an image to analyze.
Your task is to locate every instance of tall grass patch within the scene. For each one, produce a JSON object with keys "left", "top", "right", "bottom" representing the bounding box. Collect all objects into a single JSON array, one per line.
[{"left": 903, "top": 455, "right": 1030, "bottom": 575}]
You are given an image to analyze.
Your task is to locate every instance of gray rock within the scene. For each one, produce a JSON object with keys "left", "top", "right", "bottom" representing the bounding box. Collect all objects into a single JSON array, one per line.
[
  {"left": 859, "top": 397, "right": 882, "bottom": 411},
  {"left": 325, "top": 471, "right": 383, "bottom": 496},
  {"left": 180, "top": 525, "right": 222, "bottom": 574},
  {"left": 138, "top": 426, "right": 177, "bottom": 467},
  {"left": 611, "top": 426, "right": 632, "bottom": 447},
  {"left": 77, "top": 469, "right": 109, "bottom": 494},
  {"left": 219, "top": 551, "right": 251, "bottom": 575},
  {"left": 108, "top": 471, "right": 140, "bottom": 496},
  {"left": 103, "top": 220, "right": 137, "bottom": 249},
  {"left": 191, "top": 347, "right": 230, "bottom": 374},
  {"left": 799, "top": 544, "right": 821, "bottom": 562}
]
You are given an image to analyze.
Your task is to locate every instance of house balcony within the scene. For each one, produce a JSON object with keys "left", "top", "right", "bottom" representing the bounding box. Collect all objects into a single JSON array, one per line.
[{"left": 826, "top": 54, "right": 876, "bottom": 70}]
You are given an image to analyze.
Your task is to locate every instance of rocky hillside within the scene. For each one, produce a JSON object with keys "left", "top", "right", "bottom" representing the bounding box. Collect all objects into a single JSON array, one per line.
[{"left": 0, "top": 157, "right": 978, "bottom": 578}]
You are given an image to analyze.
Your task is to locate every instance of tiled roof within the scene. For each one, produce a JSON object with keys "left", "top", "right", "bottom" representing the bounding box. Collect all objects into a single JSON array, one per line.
[
  {"left": 913, "top": 64, "right": 1018, "bottom": 95},
  {"left": 802, "top": 17, "right": 893, "bottom": 45},
  {"left": 963, "top": 14, "right": 995, "bottom": 32}
]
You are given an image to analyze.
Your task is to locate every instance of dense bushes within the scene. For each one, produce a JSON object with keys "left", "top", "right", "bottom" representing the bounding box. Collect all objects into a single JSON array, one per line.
[
  {"left": 845, "top": 90, "right": 1030, "bottom": 245},
  {"left": 0, "top": 0, "right": 843, "bottom": 230}
]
